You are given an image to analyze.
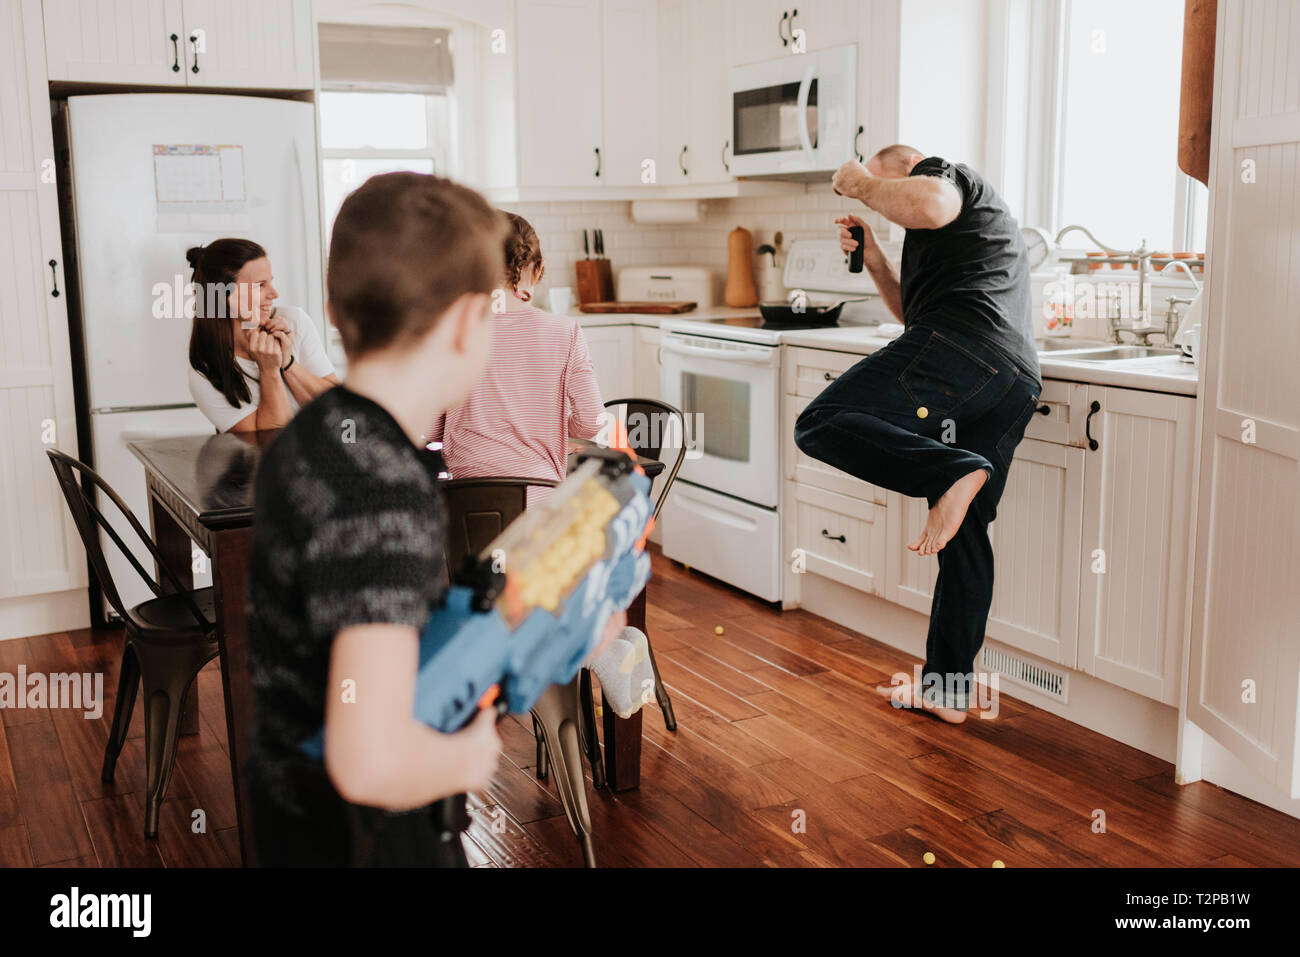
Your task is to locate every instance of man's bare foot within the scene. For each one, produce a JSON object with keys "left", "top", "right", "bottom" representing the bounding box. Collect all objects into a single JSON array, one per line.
[
  {"left": 907, "top": 468, "right": 988, "bottom": 556},
  {"left": 873, "top": 673, "right": 969, "bottom": 724}
]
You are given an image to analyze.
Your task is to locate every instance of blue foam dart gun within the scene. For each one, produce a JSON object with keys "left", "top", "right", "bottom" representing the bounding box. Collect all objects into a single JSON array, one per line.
[{"left": 301, "top": 447, "right": 654, "bottom": 758}]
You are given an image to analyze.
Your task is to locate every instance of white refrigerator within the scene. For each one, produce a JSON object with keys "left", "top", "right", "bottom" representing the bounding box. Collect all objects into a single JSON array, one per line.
[{"left": 60, "top": 93, "right": 324, "bottom": 616}]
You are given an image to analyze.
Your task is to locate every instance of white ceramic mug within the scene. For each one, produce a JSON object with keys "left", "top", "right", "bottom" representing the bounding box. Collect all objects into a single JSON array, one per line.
[{"left": 549, "top": 286, "right": 574, "bottom": 314}]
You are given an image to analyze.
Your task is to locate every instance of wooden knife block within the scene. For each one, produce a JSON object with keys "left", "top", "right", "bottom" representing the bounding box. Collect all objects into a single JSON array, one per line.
[{"left": 575, "top": 259, "right": 614, "bottom": 305}]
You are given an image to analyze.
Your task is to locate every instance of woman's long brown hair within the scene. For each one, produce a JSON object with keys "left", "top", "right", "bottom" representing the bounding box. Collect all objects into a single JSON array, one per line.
[{"left": 186, "top": 238, "right": 266, "bottom": 408}]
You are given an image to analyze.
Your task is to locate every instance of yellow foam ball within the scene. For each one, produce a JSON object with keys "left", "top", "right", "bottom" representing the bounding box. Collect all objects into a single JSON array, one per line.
[
  {"left": 922, "top": 851, "right": 935, "bottom": 865},
  {"left": 992, "top": 860, "right": 1005, "bottom": 868},
  {"left": 715, "top": 625, "right": 725, "bottom": 635}
]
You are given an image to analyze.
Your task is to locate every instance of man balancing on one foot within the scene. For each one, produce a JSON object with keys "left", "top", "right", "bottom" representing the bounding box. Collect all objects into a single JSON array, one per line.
[{"left": 794, "top": 145, "right": 1042, "bottom": 725}]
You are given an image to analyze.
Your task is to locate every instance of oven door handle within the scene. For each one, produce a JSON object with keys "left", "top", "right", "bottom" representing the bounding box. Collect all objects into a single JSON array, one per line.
[
  {"left": 796, "top": 65, "right": 815, "bottom": 157},
  {"left": 661, "top": 338, "right": 774, "bottom": 364}
]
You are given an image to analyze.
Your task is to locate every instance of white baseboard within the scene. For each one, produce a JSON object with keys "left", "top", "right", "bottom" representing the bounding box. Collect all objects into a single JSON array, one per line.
[{"left": 0, "top": 590, "right": 91, "bottom": 641}]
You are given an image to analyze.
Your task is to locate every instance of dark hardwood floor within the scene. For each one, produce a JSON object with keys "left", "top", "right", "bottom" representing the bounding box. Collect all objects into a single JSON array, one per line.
[{"left": 2, "top": 547, "right": 1298, "bottom": 868}]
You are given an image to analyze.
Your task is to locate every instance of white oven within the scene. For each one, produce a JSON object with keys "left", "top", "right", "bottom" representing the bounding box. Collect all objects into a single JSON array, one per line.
[
  {"left": 659, "top": 330, "right": 783, "bottom": 601},
  {"left": 728, "top": 43, "right": 857, "bottom": 180}
]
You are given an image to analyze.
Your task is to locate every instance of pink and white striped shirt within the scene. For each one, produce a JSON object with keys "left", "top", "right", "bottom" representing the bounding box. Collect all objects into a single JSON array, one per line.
[{"left": 430, "top": 306, "right": 604, "bottom": 500}]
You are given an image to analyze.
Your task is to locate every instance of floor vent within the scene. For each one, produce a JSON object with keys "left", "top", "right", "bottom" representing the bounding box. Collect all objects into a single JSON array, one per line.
[{"left": 980, "top": 645, "right": 1069, "bottom": 704}]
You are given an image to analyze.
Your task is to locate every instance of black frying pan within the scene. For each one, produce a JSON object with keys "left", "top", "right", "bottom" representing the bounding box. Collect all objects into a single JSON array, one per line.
[{"left": 758, "top": 296, "right": 871, "bottom": 326}]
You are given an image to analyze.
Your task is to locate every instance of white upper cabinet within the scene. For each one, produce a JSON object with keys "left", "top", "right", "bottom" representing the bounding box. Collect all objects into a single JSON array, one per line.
[
  {"left": 659, "top": 0, "right": 732, "bottom": 185},
  {"left": 729, "top": 0, "right": 788, "bottom": 64},
  {"left": 179, "top": 0, "right": 314, "bottom": 90},
  {"left": 601, "top": 0, "right": 658, "bottom": 187},
  {"left": 42, "top": 0, "right": 186, "bottom": 85},
  {"left": 515, "top": 0, "right": 604, "bottom": 187},
  {"left": 41, "top": 0, "right": 314, "bottom": 90}
]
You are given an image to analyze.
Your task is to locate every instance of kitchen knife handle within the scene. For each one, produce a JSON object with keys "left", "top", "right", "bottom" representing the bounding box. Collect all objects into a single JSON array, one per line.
[
  {"left": 848, "top": 226, "right": 865, "bottom": 273},
  {"left": 170, "top": 33, "right": 180, "bottom": 72}
]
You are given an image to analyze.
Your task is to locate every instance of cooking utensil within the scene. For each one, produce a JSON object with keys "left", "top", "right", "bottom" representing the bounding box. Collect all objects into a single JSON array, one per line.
[{"left": 757, "top": 295, "right": 872, "bottom": 326}]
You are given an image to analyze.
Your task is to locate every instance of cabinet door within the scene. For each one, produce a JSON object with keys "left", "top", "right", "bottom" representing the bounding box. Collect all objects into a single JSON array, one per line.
[
  {"left": 601, "top": 0, "right": 658, "bottom": 187},
  {"left": 516, "top": 0, "right": 603, "bottom": 187},
  {"left": 1077, "top": 386, "right": 1194, "bottom": 704},
  {"left": 856, "top": 0, "right": 900, "bottom": 159},
  {"left": 633, "top": 326, "right": 661, "bottom": 401},
  {"left": 793, "top": 483, "right": 887, "bottom": 596},
  {"left": 0, "top": 0, "right": 88, "bottom": 602},
  {"left": 583, "top": 324, "right": 633, "bottom": 403},
  {"left": 729, "top": 0, "right": 786, "bottom": 65},
  {"left": 656, "top": 0, "right": 691, "bottom": 185},
  {"left": 687, "top": 0, "right": 734, "bottom": 183},
  {"left": 986, "top": 438, "right": 1085, "bottom": 667},
  {"left": 793, "top": 1, "right": 861, "bottom": 54},
  {"left": 43, "top": 0, "right": 186, "bottom": 85},
  {"left": 180, "top": 0, "right": 314, "bottom": 90},
  {"left": 889, "top": 436, "right": 1086, "bottom": 670}
]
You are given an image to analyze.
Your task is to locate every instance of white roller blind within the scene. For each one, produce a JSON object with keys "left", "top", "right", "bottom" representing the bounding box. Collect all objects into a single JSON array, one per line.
[{"left": 318, "top": 23, "right": 453, "bottom": 93}]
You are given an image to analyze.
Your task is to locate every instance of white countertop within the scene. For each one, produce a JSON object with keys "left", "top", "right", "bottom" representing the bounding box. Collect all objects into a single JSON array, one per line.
[
  {"left": 777, "top": 327, "right": 1199, "bottom": 397},
  {"left": 574, "top": 308, "right": 1199, "bottom": 397}
]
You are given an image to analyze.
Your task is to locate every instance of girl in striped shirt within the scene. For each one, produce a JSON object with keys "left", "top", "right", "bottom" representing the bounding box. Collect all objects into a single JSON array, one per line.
[
  {"left": 430, "top": 212, "right": 604, "bottom": 503},
  {"left": 431, "top": 212, "right": 655, "bottom": 718}
]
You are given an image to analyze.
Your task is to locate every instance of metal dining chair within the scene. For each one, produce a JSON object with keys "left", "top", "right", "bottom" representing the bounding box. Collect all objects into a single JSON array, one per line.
[
  {"left": 45, "top": 449, "right": 218, "bottom": 840},
  {"left": 584, "top": 397, "right": 689, "bottom": 736},
  {"left": 441, "top": 475, "right": 602, "bottom": 867}
]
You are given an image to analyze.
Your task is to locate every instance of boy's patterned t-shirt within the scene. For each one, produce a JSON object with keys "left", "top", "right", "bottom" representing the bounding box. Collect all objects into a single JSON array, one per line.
[{"left": 244, "top": 385, "right": 449, "bottom": 814}]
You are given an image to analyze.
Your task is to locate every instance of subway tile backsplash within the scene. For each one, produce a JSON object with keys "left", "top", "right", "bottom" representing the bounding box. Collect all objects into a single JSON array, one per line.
[{"left": 499, "top": 185, "right": 1203, "bottom": 345}]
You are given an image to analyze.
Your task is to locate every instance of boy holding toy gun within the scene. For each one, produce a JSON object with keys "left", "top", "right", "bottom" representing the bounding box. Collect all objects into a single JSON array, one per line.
[{"left": 243, "top": 172, "right": 644, "bottom": 867}]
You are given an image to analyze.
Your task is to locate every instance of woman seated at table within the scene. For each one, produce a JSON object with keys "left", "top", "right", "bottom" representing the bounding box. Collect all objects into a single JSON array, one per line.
[
  {"left": 187, "top": 238, "right": 339, "bottom": 433},
  {"left": 430, "top": 212, "right": 604, "bottom": 503}
]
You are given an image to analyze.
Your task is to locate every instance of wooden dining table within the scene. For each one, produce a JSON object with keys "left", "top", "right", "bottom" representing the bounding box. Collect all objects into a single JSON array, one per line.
[{"left": 129, "top": 430, "right": 660, "bottom": 866}]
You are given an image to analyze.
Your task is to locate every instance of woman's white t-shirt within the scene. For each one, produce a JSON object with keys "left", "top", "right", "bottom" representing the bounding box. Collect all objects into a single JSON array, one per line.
[{"left": 188, "top": 304, "right": 336, "bottom": 433}]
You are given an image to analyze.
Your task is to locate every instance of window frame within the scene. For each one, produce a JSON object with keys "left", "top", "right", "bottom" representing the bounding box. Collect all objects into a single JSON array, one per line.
[{"left": 994, "top": 0, "right": 1207, "bottom": 252}]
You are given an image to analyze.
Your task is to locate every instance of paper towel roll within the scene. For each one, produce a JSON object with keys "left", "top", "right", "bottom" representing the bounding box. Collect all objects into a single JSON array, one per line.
[{"left": 630, "top": 200, "right": 704, "bottom": 224}]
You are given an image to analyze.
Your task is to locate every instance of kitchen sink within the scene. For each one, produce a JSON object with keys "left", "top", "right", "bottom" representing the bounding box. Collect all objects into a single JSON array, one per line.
[
  {"left": 1045, "top": 345, "right": 1182, "bottom": 361},
  {"left": 1035, "top": 338, "right": 1107, "bottom": 352}
]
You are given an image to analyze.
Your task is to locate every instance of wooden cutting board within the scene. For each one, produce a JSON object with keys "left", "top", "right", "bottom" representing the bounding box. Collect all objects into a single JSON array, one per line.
[{"left": 578, "top": 301, "right": 697, "bottom": 314}]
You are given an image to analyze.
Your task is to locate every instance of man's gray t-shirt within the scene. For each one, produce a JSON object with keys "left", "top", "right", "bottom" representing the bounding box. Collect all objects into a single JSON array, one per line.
[{"left": 899, "top": 157, "right": 1040, "bottom": 385}]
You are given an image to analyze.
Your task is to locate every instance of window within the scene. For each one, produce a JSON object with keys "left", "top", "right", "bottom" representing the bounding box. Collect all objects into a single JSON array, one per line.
[
  {"left": 1002, "top": 0, "right": 1208, "bottom": 253},
  {"left": 316, "top": 24, "right": 456, "bottom": 237}
]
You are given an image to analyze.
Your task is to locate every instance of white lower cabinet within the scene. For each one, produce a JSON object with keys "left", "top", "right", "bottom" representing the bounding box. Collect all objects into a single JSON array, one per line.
[
  {"left": 791, "top": 483, "right": 887, "bottom": 596},
  {"left": 1076, "top": 385, "right": 1195, "bottom": 705},
  {"left": 633, "top": 326, "right": 662, "bottom": 402},
  {"left": 582, "top": 324, "right": 635, "bottom": 404},
  {"left": 783, "top": 343, "right": 1197, "bottom": 706}
]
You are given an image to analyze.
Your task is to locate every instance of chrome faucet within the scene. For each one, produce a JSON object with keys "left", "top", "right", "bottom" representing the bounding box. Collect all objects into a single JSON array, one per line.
[
  {"left": 1155, "top": 260, "right": 1203, "bottom": 345},
  {"left": 1053, "top": 224, "right": 1153, "bottom": 343}
]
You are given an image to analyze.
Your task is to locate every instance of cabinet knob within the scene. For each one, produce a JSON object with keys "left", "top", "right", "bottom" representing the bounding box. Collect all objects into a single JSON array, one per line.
[
  {"left": 48, "top": 260, "right": 60, "bottom": 298},
  {"left": 190, "top": 33, "right": 201, "bottom": 74},
  {"left": 779, "top": 10, "right": 790, "bottom": 46},
  {"left": 854, "top": 125, "right": 864, "bottom": 163},
  {"left": 1036, "top": 404, "right": 1051, "bottom": 416},
  {"left": 679, "top": 145, "right": 688, "bottom": 176},
  {"left": 821, "top": 529, "right": 846, "bottom": 543},
  {"left": 593, "top": 147, "right": 601, "bottom": 179},
  {"left": 721, "top": 139, "right": 730, "bottom": 174},
  {"left": 170, "top": 33, "right": 180, "bottom": 72},
  {"left": 1085, "top": 400, "right": 1101, "bottom": 450}
]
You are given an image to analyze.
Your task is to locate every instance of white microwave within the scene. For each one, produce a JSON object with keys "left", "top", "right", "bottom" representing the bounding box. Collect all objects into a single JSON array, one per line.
[{"left": 728, "top": 44, "right": 857, "bottom": 180}]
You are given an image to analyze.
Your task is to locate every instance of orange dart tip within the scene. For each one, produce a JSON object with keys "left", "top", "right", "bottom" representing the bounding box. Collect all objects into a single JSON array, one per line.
[
  {"left": 635, "top": 516, "right": 655, "bottom": 551},
  {"left": 477, "top": 684, "right": 500, "bottom": 710}
]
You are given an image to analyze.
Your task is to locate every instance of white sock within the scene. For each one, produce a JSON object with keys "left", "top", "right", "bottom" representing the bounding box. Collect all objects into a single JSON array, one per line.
[{"left": 590, "top": 626, "right": 656, "bottom": 719}]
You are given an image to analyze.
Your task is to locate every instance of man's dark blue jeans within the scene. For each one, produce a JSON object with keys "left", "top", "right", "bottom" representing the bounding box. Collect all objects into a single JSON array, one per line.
[{"left": 793, "top": 324, "right": 1041, "bottom": 711}]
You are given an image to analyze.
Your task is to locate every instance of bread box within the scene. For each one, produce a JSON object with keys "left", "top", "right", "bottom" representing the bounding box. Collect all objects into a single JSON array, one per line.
[{"left": 616, "top": 266, "right": 718, "bottom": 309}]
